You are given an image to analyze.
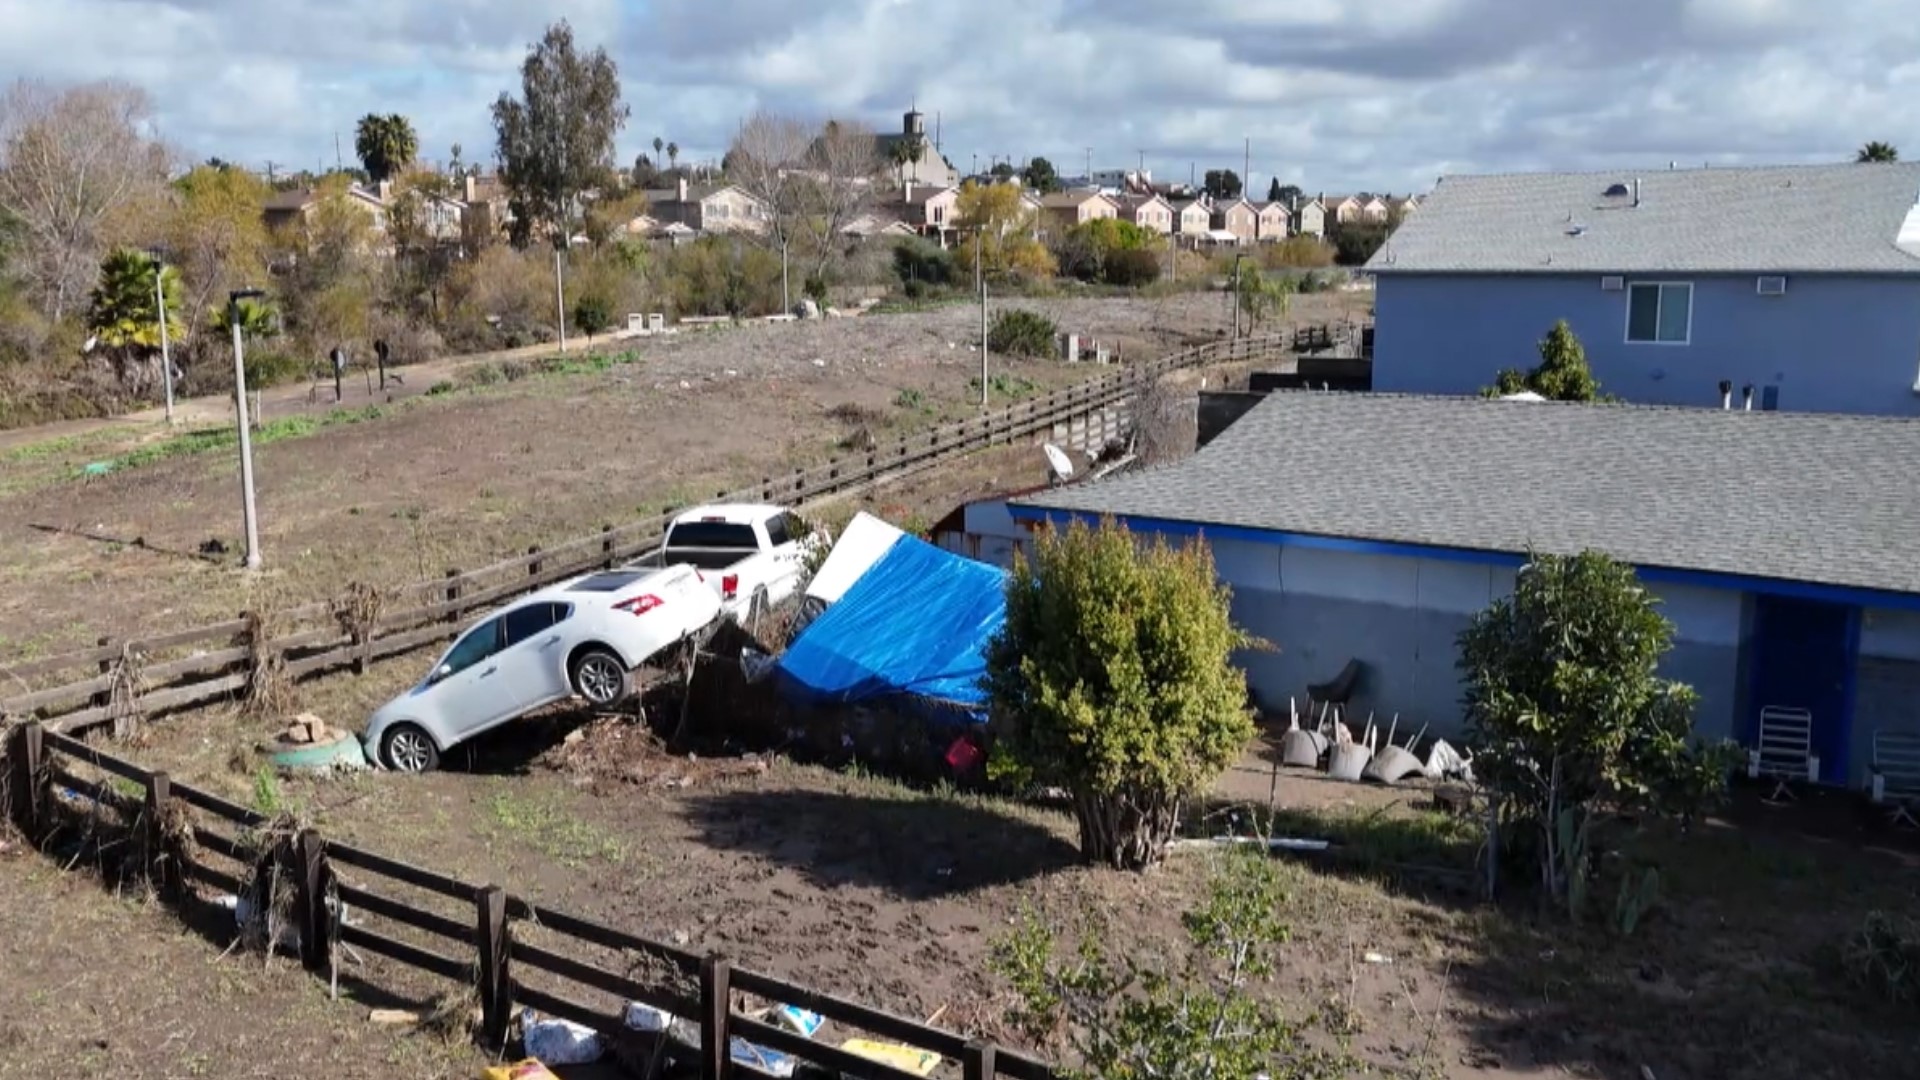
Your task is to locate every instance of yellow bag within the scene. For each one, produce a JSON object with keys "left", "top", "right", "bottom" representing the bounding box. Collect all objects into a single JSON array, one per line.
[
  {"left": 480, "top": 1060, "right": 561, "bottom": 1080},
  {"left": 840, "top": 1039, "right": 941, "bottom": 1077}
]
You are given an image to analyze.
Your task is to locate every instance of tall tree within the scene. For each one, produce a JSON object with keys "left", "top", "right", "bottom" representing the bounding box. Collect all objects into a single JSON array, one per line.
[
  {"left": 1857, "top": 141, "right": 1899, "bottom": 163},
  {"left": 653, "top": 136, "right": 664, "bottom": 160},
  {"left": 0, "top": 79, "right": 168, "bottom": 323},
  {"left": 491, "top": 20, "right": 630, "bottom": 250},
  {"left": 727, "top": 110, "right": 813, "bottom": 312},
  {"left": 1275, "top": 182, "right": 1303, "bottom": 204},
  {"left": 1021, "top": 156, "right": 1062, "bottom": 194},
  {"left": 84, "top": 248, "right": 182, "bottom": 395},
  {"left": 800, "top": 118, "right": 879, "bottom": 281},
  {"left": 354, "top": 113, "right": 419, "bottom": 184},
  {"left": 955, "top": 181, "right": 1055, "bottom": 278},
  {"left": 168, "top": 164, "right": 271, "bottom": 338},
  {"left": 1203, "top": 169, "right": 1243, "bottom": 200},
  {"left": 1266, "top": 177, "right": 1283, "bottom": 202},
  {"left": 666, "top": 141, "right": 680, "bottom": 171}
]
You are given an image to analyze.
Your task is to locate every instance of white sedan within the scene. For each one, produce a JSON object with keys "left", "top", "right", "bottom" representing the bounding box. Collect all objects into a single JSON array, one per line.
[{"left": 363, "top": 565, "right": 721, "bottom": 772}]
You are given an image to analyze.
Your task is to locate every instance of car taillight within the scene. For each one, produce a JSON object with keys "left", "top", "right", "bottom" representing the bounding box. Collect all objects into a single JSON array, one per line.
[
  {"left": 614, "top": 594, "right": 664, "bottom": 616},
  {"left": 721, "top": 574, "right": 739, "bottom": 599}
]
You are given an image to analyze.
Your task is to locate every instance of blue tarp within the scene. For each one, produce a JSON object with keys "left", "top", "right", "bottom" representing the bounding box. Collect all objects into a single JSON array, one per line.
[{"left": 774, "top": 534, "right": 1007, "bottom": 718}]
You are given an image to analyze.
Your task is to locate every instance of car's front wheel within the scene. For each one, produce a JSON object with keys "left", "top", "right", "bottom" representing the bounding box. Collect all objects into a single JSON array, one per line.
[
  {"left": 571, "top": 647, "right": 628, "bottom": 708},
  {"left": 381, "top": 723, "right": 440, "bottom": 773}
]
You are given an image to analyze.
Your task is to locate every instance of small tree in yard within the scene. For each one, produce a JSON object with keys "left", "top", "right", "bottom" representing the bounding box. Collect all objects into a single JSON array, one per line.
[
  {"left": 1483, "top": 320, "right": 1608, "bottom": 401},
  {"left": 1459, "top": 550, "right": 1736, "bottom": 917},
  {"left": 992, "top": 847, "right": 1349, "bottom": 1080},
  {"left": 571, "top": 292, "right": 613, "bottom": 339},
  {"left": 987, "top": 309, "right": 1059, "bottom": 358},
  {"left": 986, "top": 519, "right": 1256, "bottom": 869}
]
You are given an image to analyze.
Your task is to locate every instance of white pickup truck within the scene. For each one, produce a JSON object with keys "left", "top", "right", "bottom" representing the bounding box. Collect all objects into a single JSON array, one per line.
[{"left": 643, "top": 504, "right": 824, "bottom": 621}]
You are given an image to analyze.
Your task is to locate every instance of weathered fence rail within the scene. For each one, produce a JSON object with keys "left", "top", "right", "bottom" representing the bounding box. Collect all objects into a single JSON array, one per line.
[
  {"left": 0, "top": 333, "right": 1298, "bottom": 734},
  {"left": 3, "top": 722, "right": 1055, "bottom": 1079}
]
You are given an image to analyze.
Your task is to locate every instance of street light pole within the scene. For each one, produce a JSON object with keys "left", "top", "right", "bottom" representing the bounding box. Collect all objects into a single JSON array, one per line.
[
  {"left": 554, "top": 245, "right": 567, "bottom": 354},
  {"left": 228, "top": 289, "right": 265, "bottom": 570},
  {"left": 151, "top": 252, "right": 175, "bottom": 425},
  {"left": 1231, "top": 253, "right": 1244, "bottom": 341}
]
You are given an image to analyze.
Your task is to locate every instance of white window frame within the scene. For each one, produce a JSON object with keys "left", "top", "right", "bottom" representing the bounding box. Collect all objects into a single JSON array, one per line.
[{"left": 1624, "top": 281, "right": 1693, "bottom": 346}]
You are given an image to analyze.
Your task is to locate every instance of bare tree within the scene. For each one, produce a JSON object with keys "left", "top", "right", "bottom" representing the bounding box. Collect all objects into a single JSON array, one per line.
[
  {"left": 800, "top": 119, "right": 879, "bottom": 284},
  {"left": 726, "top": 110, "right": 814, "bottom": 313},
  {"left": 0, "top": 79, "right": 168, "bottom": 323}
]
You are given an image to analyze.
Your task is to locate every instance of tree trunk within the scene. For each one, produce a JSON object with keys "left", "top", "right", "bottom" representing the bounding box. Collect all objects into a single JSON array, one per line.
[{"left": 1071, "top": 786, "right": 1181, "bottom": 870}]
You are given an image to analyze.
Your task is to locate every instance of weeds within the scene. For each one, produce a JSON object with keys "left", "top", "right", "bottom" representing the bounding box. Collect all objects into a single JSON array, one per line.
[
  {"left": 1842, "top": 911, "right": 1920, "bottom": 1008},
  {"left": 486, "top": 791, "right": 626, "bottom": 867}
]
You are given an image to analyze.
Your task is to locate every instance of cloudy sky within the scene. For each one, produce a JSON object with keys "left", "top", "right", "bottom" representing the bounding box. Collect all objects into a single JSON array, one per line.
[{"left": 2, "top": 0, "right": 1914, "bottom": 192}]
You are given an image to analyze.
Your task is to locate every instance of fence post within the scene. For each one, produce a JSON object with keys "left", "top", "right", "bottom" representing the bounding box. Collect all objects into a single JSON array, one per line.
[
  {"left": 963, "top": 1042, "right": 996, "bottom": 1080},
  {"left": 476, "top": 885, "right": 510, "bottom": 1047},
  {"left": 7, "top": 721, "right": 45, "bottom": 843},
  {"left": 700, "top": 955, "right": 732, "bottom": 1080},
  {"left": 526, "top": 546, "right": 543, "bottom": 580},
  {"left": 761, "top": 477, "right": 774, "bottom": 503},
  {"left": 294, "top": 828, "right": 329, "bottom": 973},
  {"left": 601, "top": 526, "right": 616, "bottom": 570},
  {"left": 443, "top": 570, "right": 463, "bottom": 625},
  {"left": 145, "top": 771, "right": 176, "bottom": 899},
  {"left": 91, "top": 636, "right": 115, "bottom": 711}
]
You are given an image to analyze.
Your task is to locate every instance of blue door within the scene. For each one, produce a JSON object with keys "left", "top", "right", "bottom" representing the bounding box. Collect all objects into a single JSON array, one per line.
[{"left": 1747, "top": 596, "right": 1859, "bottom": 783}]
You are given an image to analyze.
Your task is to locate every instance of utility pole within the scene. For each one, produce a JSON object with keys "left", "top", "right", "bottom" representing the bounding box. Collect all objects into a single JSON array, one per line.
[
  {"left": 977, "top": 230, "right": 988, "bottom": 407},
  {"left": 334, "top": 132, "right": 342, "bottom": 174},
  {"left": 1231, "top": 253, "right": 1246, "bottom": 341},
  {"left": 1085, "top": 146, "right": 1093, "bottom": 186},
  {"left": 228, "top": 289, "right": 266, "bottom": 570},
  {"left": 1244, "top": 137, "right": 1250, "bottom": 196},
  {"left": 150, "top": 252, "right": 174, "bottom": 425},
  {"left": 554, "top": 245, "right": 567, "bottom": 354}
]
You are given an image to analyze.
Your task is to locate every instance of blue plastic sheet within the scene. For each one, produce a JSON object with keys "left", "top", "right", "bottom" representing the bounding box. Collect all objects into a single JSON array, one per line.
[{"left": 775, "top": 534, "right": 1007, "bottom": 718}]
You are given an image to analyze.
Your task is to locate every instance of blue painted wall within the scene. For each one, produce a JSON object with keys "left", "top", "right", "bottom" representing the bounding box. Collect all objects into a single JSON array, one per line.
[
  {"left": 1205, "top": 541, "right": 1746, "bottom": 744},
  {"left": 1374, "top": 272, "right": 1920, "bottom": 415}
]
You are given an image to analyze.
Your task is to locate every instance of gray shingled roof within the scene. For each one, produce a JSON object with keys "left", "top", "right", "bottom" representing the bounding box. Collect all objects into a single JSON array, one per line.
[
  {"left": 1369, "top": 162, "right": 1920, "bottom": 274},
  {"left": 1015, "top": 393, "right": 1920, "bottom": 596}
]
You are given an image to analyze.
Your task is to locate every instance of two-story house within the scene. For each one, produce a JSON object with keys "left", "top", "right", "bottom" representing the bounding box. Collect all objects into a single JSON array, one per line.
[
  {"left": 901, "top": 184, "right": 959, "bottom": 243},
  {"left": 1210, "top": 198, "right": 1258, "bottom": 244},
  {"left": 1366, "top": 162, "right": 1920, "bottom": 416},
  {"left": 1038, "top": 191, "right": 1119, "bottom": 236},
  {"left": 1292, "top": 196, "right": 1327, "bottom": 239},
  {"left": 1253, "top": 201, "right": 1290, "bottom": 242},
  {"left": 642, "top": 177, "right": 770, "bottom": 235},
  {"left": 1114, "top": 193, "right": 1175, "bottom": 235},
  {"left": 1171, "top": 199, "right": 1213, "bottom": 246}
]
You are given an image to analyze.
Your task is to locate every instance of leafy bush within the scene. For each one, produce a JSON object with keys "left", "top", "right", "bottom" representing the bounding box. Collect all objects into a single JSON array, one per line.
[
  {"left": 987, "top": 309, "right": 1058, "bottom": 359},
  {"left": 1103, "top": 248, "right": 1162, "bottom": 288},
  {"left": 892, "top": 238, "right": 955, "bottom": 288},
  {"left": 571, "top": 292, "right": 614, "bottom": 338},
  {"left": 986, "top": 519, "right": 1257, "bottom": 868},
  {"left": 1483, "top": 320, "right": 1612, "bottom": 402},
  {"left": 992, "top": 846, "right": 1352, "bottom": 1078},
  {"left": 1458, "top": 549, "right": 1734, "bottom": 914}
]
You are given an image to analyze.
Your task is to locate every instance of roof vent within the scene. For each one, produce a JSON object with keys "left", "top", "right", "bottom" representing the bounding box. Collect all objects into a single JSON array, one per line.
[{"left": 1604, "top": 182, "right": 1630, "bottom": 197}]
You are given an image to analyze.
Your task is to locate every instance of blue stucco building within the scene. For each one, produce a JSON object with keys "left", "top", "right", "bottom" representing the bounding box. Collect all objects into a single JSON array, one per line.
[
  {"left": 1367, "top": 163, "right": 1920, "bottom": 415},
  {"left": 1010, "top": 392, "right": 1920, "bottom": 788}
]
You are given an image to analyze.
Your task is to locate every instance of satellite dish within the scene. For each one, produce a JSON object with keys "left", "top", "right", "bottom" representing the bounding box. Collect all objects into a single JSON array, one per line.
[{"left": 1042, "top": 443, "right": 1074, "bottom": 483}]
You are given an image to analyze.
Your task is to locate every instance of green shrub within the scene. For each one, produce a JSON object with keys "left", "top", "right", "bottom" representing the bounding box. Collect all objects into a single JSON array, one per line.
[
  {"left": 1103, "top": 248, "right": 1162, "bottom": 288},
  {"left": 892, "top": 238, "right": 955, "bottom": 288},
  {"left": 571, "top": 293, "right": 615, "bottom": 338},
  {"left": 987, "top": 309, "right": 1058, "bottom": 359}
]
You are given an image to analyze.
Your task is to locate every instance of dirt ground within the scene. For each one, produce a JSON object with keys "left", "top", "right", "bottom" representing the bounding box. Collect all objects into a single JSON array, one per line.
[
  {"left": 10, "top": 674, "right": 1912, "bottom": 1080},
  {"left": 0, "top": 292, "right": 1358, "bottom": 660}
]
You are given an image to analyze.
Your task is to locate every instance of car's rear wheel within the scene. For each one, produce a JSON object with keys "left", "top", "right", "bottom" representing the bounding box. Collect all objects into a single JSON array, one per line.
[
  {"left": 571, "top": 647, "right": 628, "bottom": 708},
  {"left": 381, "top": 723, "right": 439, "bottom": 773}
]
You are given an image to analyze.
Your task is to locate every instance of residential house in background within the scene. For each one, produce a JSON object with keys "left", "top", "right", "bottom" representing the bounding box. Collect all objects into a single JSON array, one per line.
[
  {"left": 1211, "top": 197, "right": 1258, "bottom": 244},
  {"left": 641, "top": 177, "right": 769, "bottom": 235},
  {"left": 461, "top": 174, "right": 512, "bottom": 247},
  {"left": 1292, "top": 196, "right": 1327, "bottom": 239},
  {"left": 1114, "top": 193, "right": 1175, "bottom": 234},
  {"left": 1391, "top": 194, "right": 1422, "bottom": 219},
  {"left": 1366, "top": 162, "right": 1920, "bottom": 415},
  {"left": 1013, "top": 391, "right": 1920, "bottom": 790},
  {"left": 901, "top": 184, "right": 960, "bottom": 243},
  {"left": 874, "top": 109, "right": 960, "bottom": 190},
  {"left": 1038, "top": 190, "right": 1119, "bottom": 235},
  {"left": 1253, "top": 201, "right": 1291, "bottom": 242},
  {"left": 841, "top": 211, "right": 917, "bottom": 241},
  {"left": 263, "top": 183, "right": 390, "bottom": 237},
  {"left": 1171, "top": 199, "right": 1214, "bottom": 246}
]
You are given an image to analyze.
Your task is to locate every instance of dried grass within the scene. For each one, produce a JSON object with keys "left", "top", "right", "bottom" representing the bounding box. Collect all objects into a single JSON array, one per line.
[
  {"left": 328, "top": 581, "right": 387, "bottom": 669},
  {"left": 104, "top": 642, "right": 148, "bottom": 742},
  {"left": 237, "top": 602, "right": 295, "bottom": 721}
]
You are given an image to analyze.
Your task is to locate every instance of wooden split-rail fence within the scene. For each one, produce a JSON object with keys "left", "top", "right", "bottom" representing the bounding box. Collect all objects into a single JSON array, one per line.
[
  {"left": 2, "top": 721, "right": 1054, "bottom": 1079},
  {"left": 0, "top": 334, "right": 1299, "bottom": 736}
]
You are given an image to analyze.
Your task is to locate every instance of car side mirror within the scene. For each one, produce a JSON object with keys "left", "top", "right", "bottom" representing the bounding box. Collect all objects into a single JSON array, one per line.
[{"left": 430, "top": 663, "right": 452, "bottom": 684}]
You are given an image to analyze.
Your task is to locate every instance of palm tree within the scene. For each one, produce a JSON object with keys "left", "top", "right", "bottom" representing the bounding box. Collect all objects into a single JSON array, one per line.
[
  {"left": 354, "top": 113, "right": 420, "bottom": 183},
  {"left": 889, "top": 134, "right": 923, "bottom": 185},
  {"left": 85, "top": 249, "right": 184, "bottom": 395},
  {"left": 667, "top": 141, "right": 680, "bottom": 172},
  {"left": 209, "top": 296, "right": 278, "bottom": 338},
  {"left": 1857, "top": 141, "right": 1900, "bottom": 163},
  {"left": 653, "top": 136, "right": 664, "bottom": 159}
]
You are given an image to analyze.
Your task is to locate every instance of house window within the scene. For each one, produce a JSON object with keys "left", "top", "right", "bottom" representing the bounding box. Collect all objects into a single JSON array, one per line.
[
  {"left": 1626, "top": 282, "right": 1691, "bottom": 344},
  {"left": 710, "top": 203, "right": 730, "bottom": 220},
  {"left": 933, "top": 206, "right": 945, "bottom": 224}
]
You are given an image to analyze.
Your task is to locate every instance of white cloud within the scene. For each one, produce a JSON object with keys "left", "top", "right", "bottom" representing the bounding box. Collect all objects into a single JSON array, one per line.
[{"left": 0, "top": 0, "right": 1913, "bottom": 191}]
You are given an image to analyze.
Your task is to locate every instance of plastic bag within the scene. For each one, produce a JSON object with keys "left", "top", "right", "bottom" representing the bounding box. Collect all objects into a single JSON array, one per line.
[
  {"left": 520, "top": 1009, "right": 604, "bottom": 1065},
  {"left": 771, "top": 1004, "right": 823, "bottom": 1038},
  {"left": 731, "top": 1038, "right": 796, "bottom": 1078},
  {"left": 623, "top": 1001, "right": 674, "bottom": 1033}
]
